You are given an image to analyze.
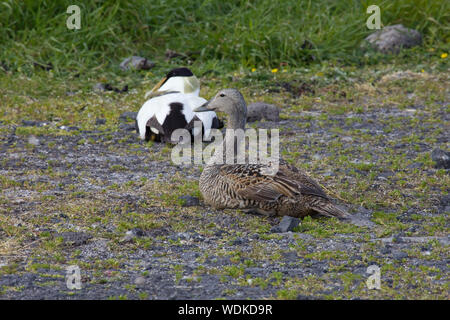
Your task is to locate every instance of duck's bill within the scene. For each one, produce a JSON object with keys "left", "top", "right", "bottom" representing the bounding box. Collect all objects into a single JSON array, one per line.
[
  {"left": 149, "top": 76, "right": 167, "bottom": 93},
  {"left": 193, "top": 100, "right": 211, "bottom": 112}
]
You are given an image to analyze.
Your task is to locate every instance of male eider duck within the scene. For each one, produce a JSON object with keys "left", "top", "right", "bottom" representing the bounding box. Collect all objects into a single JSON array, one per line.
[
  {"left": 136, "top": 67, "right": 223, "bottom": 143},
  {"left": 194, "top": 89, "right": 349, "bottom": 219}
]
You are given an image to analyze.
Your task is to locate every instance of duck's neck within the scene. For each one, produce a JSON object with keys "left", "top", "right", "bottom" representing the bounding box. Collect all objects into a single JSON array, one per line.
[
  {"left": 207, "top": 99, "right": 247, "bottom": 166},
  {"left": 225, "top": 103, "right": 247, "bottom": 130}
]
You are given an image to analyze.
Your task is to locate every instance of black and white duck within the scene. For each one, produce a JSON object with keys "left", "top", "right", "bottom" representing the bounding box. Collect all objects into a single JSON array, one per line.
[{"left": 136, "top": 67, "right": 222, "bottom": 143}]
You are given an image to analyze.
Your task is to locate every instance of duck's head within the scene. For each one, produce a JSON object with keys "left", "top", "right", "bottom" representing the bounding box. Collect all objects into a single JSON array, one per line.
[
  {"left": 195, "top": 89, "right": 246, "bottom": 114},
  {"left": 194, "top": 89, "right": 247, "bottom": 129},
  {"left": 146, "top": 67, "right": 200, "bottom": 98}
]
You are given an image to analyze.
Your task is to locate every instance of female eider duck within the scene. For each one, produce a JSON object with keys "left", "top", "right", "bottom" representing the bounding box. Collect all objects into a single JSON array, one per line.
[
  {"left": 194, "top": 88, "right": 349, "bottom": 219},
  {"left": 136, "top": 67, "right": 223, "bottom": 143}
]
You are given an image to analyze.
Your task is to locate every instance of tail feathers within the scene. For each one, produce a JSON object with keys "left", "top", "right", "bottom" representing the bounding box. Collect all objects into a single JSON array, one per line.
[{"left": 313, "top": 202, "right": 350, "bottom": 220}]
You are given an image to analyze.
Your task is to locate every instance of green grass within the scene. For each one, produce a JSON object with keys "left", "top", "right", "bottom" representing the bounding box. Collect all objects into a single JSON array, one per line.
[{"left": 0, "top": 0, "right": 448, "bottom": 77}]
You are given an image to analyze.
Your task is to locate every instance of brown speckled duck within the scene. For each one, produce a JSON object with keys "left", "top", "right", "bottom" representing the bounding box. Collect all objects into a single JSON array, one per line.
[{"left": 194, "top": 89, "right": 348, "bottom": 219}]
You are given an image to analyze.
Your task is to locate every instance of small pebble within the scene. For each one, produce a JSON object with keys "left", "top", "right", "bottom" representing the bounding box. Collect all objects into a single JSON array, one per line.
[
  {"left": 392, "top": 251, "right": 408, "bottom": 260},
  {"left": 128, "top": 228, "right": 145, "bottom": 237},
  {"left": 119, "top": 123, "right": 136, "bottom": 132},
  {"left": 134, "top": 276, "right": 146, "bottom": 286},
  {"left": 406, "top": 162, "right": 423, "bottom": 169},
  {"left": 178, "top": 195, "right": 200, "bottom": 207},
  {"left": 431, "top": 148, "right": 450, "bottom": 169},
  {"left": 95, "top": 118, "right": 106, "bottom": 125},
  {"left": 27, "top": 135, "right": 40, "bottom": 146},
  {"left": 120, "top": 56, "right": 155, "bottom": 71},
  {"left": 119, "top": 111, "right": 138, "bottom": 122},
  {"left": 270, "top": 216, "right": 301, "bottom": 233},
  {"left": 231, "top": 237, "right": 244, "bottom": 245}
]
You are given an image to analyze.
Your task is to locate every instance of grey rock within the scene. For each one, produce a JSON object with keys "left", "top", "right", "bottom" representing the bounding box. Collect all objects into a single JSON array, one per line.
[
  {"left": 119, "top": 234, "right": 135, "bottom": 243},
  {"left": 393, "top": 234, "right": 404, "bottom": 243},
  {"left": 348, "top": 212, "right": 375, "bottom": 228},
  {"left": 431, "top": 148, "right": 450, "bottom": 169},
  {"left": 392, "top": 251, "right": 408, "bottom": 260},
  {"left": 22, "top": 120, "right": 47, "bottom": 127},
  {"left": 120, "top": 56, "right": 155, "bottom": 71},
  {"left": 93, "top": 83, "right": 128, "bottom": 93},
  {"left": 247, "top": 102, "right": 280, "bottom": 122},
  {"left": 231, "top": 237, "right": 244, "bottom": 245},
  {"left": 182, "top": 251, "right": 200, "bottom": 260},
  {"left": 270, "top": 216, "right": 301, "bottom": 233},
  {"left": 282, "top": 251, "right": 298, "bottom": 261},
  {"left": 169, "top": 232, "right": 191, "bottom": 242},
  {"left": 374, "top": 236, "right": 449, "bottom": 246},
  {"left": 95, "top": 118, "right": 106, "bottom": 125},
  {"left": 378, "top": 170, "right": 395, "bottom": 178},
  {"left": 295, "top": 233, "right": 314, "bottom": 241},
  {"left": 119, "top": 111, "right": 138, "bottom": 123},
  {"left": 134, "top": 276, "right": 146, "bottom": 286},
  {"left": 118, "top": 123, "right": 136, "bottom": 132},
  {"left": 120, "top": 228, "right": 145, "bottom": 244},
  {"left": 127, "top": 228, "right": 145, "bottom": 237},
  {"left": 406, "top": 162, "right": 423, "bottom": 169},
  {"left": 58, "top": 125, "right": 74, "bottom": 131},
  {"left": 363, "top": 24, "right": 422, "bottom": 54},
  {"left": 93, "top": 83, "right": 107, "bottom": 92},
  {"left": 402, "top": 236, "right": 449, "bottom": 246},
  {"left": 190, "top": 232, "right": 204, "bottom": 242},
  {"left": 341, "top": 136, "right": 353, "bottom": 143},
  {"left": 53, "top": 232, "right": 92, "bottom": 246},
  {"left": 380, "top": 247, "right": 391, "bottom": 254},
  {"left": 356, "top": 206, "right": 372, "bottom": 217},
  {"left": 50, "top": 217, "right": 61, "bottom": 223},
  {"left": 178, "top": 195, "right": 200, "bottom": 207},
  {"left": 27, "top": 135, "right": 40, "bottom": 146},
  {"left": 440, "top": 195, "right": 450, "bottom": 207},
  {"left": 210, "top": 256, "right": 231, "bottom": 266},
  {"left": 168, "top": 292, "right": 177, "bottom": 300}
]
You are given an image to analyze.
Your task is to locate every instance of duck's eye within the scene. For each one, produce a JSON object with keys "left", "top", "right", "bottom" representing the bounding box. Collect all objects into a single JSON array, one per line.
[{"left": 219, "top": 93, "right": 225, "bottom": 97}]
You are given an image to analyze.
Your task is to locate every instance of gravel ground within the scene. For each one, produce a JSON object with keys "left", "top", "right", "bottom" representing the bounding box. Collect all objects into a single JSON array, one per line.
[{"left": 0, "top": 68, "right": 448, "bottom": 299}]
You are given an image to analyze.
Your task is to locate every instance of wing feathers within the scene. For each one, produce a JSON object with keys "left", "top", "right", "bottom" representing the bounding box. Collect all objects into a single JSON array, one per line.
[{"left": 220, "top": 163, "right": 328, "bottom": 203}]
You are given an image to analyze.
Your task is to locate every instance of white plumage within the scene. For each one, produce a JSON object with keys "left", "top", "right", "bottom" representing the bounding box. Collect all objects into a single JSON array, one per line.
[{"left": 135, "top": 68, "right": 222, "bottom": 143}]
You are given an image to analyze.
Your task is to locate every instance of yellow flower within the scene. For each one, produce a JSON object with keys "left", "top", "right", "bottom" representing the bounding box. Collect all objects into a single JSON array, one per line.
[
  {"left": 251, "top": 68, "right": 256, "bottom": 72},
  {"left": 271, "top": 68, "right": 278, "bottom": 73},
  {"left": 441, "top": 53, "right": 448, "bottom": 59},
  {"left": 421, "top": 69, "right": 425, "bottom": 73}
]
